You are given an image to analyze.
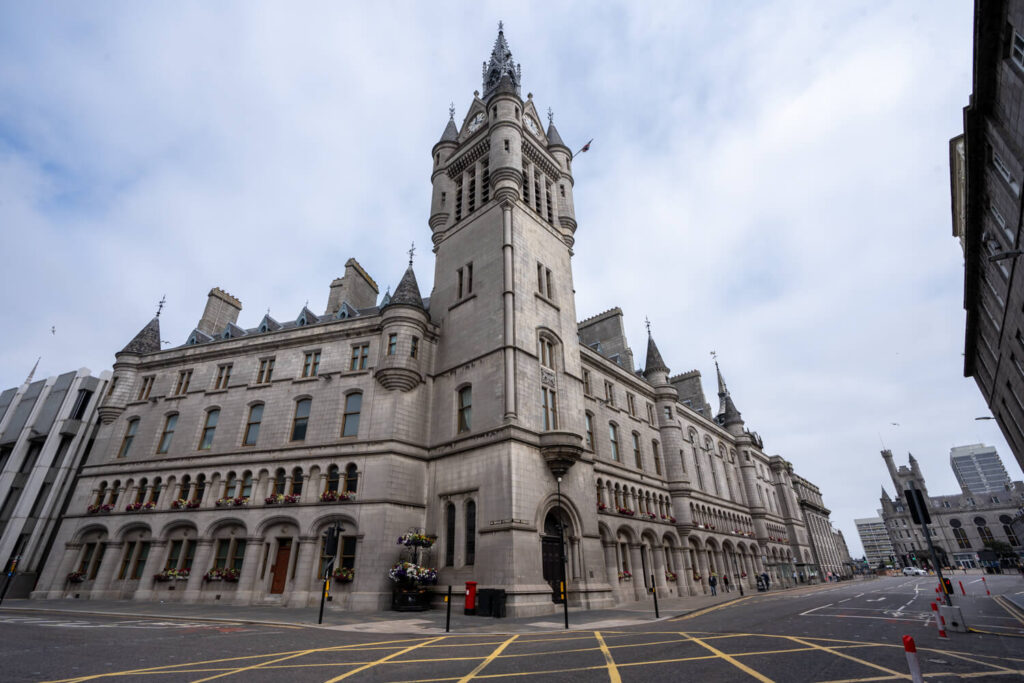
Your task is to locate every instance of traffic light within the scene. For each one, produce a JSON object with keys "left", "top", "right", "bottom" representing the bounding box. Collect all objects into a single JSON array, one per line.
[
  {"left": 324, "top": 526, "right": 339, "bottom": 556},
  {"left": 903, "top": 488, "right": 931, "bottom": 525}
]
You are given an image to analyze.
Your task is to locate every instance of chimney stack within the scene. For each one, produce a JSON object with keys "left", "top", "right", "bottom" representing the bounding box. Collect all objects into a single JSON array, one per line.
[{"left": 197, "top": 287, "right": 242, "bottom": 336}]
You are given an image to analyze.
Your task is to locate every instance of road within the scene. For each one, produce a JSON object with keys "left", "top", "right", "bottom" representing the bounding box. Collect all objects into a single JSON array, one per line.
[{"left": 2, "top": 575, "right": 1022, "bottom": 682}]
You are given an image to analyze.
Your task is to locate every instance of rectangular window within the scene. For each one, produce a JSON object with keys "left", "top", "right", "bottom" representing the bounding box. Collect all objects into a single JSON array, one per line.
[
  {"left": 534, "top": 170, "right": 542, "bottom": 213},
  {"left": 411, "top": 336, "right": 419, "bottom": 359},
  {"left": 157, "top": 415, "right": 177, "bottom": 454},
  {"left": 583, "top": 370, "right": 592, "bottom": 395},
  {"left": 604, "top": 381, "right": 614, "bottom": 407},
  {"left": 136, "top": 378, "right": 155, "bottom": 402},
  {"left": 627, "top": 393, "right": 636, "bottom": 417},
  {"left": 165, "top": 540, "right": 182, "bottom": 571},
  {"left": 350, "top": 344, "right": 369, "bottom": 371},
  {"left": 341, "top": 393, "right": 362, "bottom": 438},
  {"left": 457, "top": 264, "right": 474, "bottom": 298},
  {"left": 199, "top": 409, "right": 219, "bottom": 450},
  {"left": 609, "top": 424, "right": 620, "bottom": 461},
  {"left": 214, "top": 365, "right": 232, "bottom": 390},
  {"left": 214, "top": 539, "right": 230, "bottom": 570},
  {"left": 292, "top": 399, "right": 311, "bottom": 441},
  {"left": 256, "top": 358, "right": 275, "bottom": 384},
  {"left": 545, "top": 180, "right": 553, "bottom": 223},
  {"left": 173, "top": 370, "right": 192, "bottom": 396},
  {"left": 467, "top": 167, "right": 476, "bottom": 213},
  {"left": 455, "top": 175, "right": 463, "bottom": 221},
  {"left": 541, "top": 388, "right": 558, "bottom": 431},
  {"left": 653, "top": 441, "right": 662, "bottom": 475},
  {"left": 632, "top": 432, "right": 642, "bottom": 469},
  {"left": 302, "top": 351, "right": 321, "bottom": 378},
  {"left": 118, "top": 541, "right": 137, "bottom": 580},
  {"left": 243, "top": 404, "right": 263, "bottom": 446},
  {"left": 647, "top": 404, "right": 654, "bottom": 424},
  {"left": 457, "top": 387, "right": 472, "bottom": 433},
  {"left": 992, "top": 150, "right": 1020, "bottom": 195},
  {"left": 481, "top": 159, "right": 490, "bottom": 202},
  {"left": 539, "top": 339, "right": 554, "bottom": 368},
  {"left": 585, "top": 413, "right": 594, "bottom": 449},
  {"left": 387, "top": 334, "right": 397, "bottom": 356},
  {"left": 1013, "top": 29, "right": 1024, "bottom": 69},
  {"left": 131, "top": 542, "right": 150, "bottom": 580},
  {"left": 119, "top": 419, "right": 139, "bottom": 458}
]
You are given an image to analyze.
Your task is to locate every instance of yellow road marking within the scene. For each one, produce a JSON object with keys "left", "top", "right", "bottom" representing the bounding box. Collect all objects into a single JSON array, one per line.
[
  {"left": 941, "top": 649, "right": 1014, "bottom": 673},
  {"left": 994, "top": 595, "right": 1024, "bottom": 627},
  {"left": 189, "top": 648, "right": 323, "bottom": 683},
  {"left": 678, "top": 631, "right": 774, "bottom": 682},
  {"left": 784, "top": 636, "right": 905, "bottom": 680},
  {"left": 321, "top": 636, "right": 445, "bottom": 683},
  {"left": 456, "top": 635, "right": 518, "bottom": 682},
  {"left": 671, "top": 595, "right": 755, "bottom": 621},
  {"left": 593, "top": 631, "right": 622, "bottom": 683}
]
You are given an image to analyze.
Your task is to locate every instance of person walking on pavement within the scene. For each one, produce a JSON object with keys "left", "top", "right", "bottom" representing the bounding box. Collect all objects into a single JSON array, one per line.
[
  {"left": 709, "top": 574, "right": 718, "bottom": 596},
  {"left": 761, "top": 571, "right": 770, "bottom": 590},
  {"left": 722, "top": 574, "right": 730, "bottom": 593}
]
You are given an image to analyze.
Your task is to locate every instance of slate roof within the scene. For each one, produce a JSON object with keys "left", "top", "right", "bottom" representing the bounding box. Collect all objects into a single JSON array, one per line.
[
  {"left": 440, "top": 118, "right": 459, "bottom": 143},
  {"left": 546, "top": 122, "right": 566, "bottom": 148},
  {"left": 120, "top": 318, "right": 161, "bottom": 355},
  {"left": 388, "top": 266, "right": 424, "bottom": 309},
  {"left": 644, "top": 334, "right": 669, "bottom": 376}
]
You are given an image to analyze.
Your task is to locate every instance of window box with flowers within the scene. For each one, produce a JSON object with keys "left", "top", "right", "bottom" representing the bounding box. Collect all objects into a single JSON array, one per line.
[
  {"left": 204, "top": 568, "right": 240, "bottom": 582},
  {"left": 125, "top": 501, "right": 157, "bottom": 512},
  {"left": 693, "top": 573, "right": 702, "bottom": 582},
  {"left": 215, "top": 497, "right": 249, "bottom": 508},
  {"left": 171, "top": 499, "right": 200, "bottom": 509},
  {"left": 665, "top": 570, "right": 677, "bottom": 582},
  {"left": 618, "top": 570, "right": 632, "bottom": 582},
  {"left": 597, "top": 502, "right": 608, "bottom": 511},
  {"left": 67, "top": 570, "right": 86, "bottom": 583},
  {"left": 265, "top": 493, "right": 299, "bottom": 505},
  {"left": 153, "top": 568, "right": 190, "bottom": 582},
  {"left": 660, "top": 514, "right": 677, "bottom": 523},
  {"left": 616, "top": 506, "right": 635, "bottom": 516},
  {"left": 332, "top": 567, "right": 355, "bottom": 583},
  {"left": 321, "top": 490, "right": 355, "bottom": 503},
  {"left": 87, "top": 503, "right": 114, "bottom": 514}
]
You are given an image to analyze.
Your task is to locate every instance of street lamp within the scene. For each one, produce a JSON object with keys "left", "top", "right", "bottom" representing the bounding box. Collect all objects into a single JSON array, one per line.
[
  {"left": 974, "top": 416, "right": 995, "bottom": 421},
  {"left": 556, "top": 476, "right": 569, "bottom": 630}
]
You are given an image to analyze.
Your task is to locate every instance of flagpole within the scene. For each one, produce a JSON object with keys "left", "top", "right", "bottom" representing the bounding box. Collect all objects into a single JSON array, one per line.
[{"left": 572, "top": 139, "right": 593, "bottom": 159}]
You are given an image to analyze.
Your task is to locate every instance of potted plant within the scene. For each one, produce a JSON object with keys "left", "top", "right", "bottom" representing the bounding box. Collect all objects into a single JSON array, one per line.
[
  {"left": 171, "top": 498, "right": 188, "bottom": 509},
  {"left": 153, "top": 568, "right": 190, "bottom": 582},
  {"left": 597, "top": 502, "right": 608, "bottom": 511},
  {"left": 665, "top": 570, "right": 677, "bottom": 582},
  {"left": 389, "top": 561, "right": 437, "bottom": 611},
  {"left": 265, "top": 493, "right": 300, "bottom": 505},
  {"left": 185, "top": 499, "right": 201, "bottom": 509}
]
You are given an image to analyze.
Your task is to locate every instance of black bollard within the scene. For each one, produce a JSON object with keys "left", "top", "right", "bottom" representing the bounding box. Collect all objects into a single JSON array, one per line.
[
  {"left": 446, "top": 585, "right": 452, "bottom": 633},
  {"left": 650, "top": 575, "right": 659, "bottom": 618}
]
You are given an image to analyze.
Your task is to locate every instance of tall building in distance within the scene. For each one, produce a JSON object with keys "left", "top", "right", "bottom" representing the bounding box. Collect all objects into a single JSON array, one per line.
[
  {"left": 854, "top": 517, "right": 895, "bottom": 568},
  {"left": 32, "top": 26, "right": 835, "bottom": 616},
  {"left": 950, "top": 443, "right": 1012, "bottom": 494},
  {"left": 951, "top": 0, "right": 1024, "bottom": 473}
]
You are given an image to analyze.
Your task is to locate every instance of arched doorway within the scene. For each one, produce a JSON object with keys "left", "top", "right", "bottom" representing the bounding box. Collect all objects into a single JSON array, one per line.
[{"left": 542, "top": 508, "right": 570, "bottom": 603}]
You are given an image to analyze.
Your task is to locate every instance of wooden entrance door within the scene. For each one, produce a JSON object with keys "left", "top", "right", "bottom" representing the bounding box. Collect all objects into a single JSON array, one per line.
[
  {"left": 270, "top": 539, "right": 292, "bottom": 594},
  {"left": 541, "top": 536, "right": 563, "bottom": 603}
]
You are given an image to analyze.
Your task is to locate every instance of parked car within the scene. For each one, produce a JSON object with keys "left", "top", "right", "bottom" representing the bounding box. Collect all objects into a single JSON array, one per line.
[{"left": 902, "top": 567, "right": 927, "bottom": 576}]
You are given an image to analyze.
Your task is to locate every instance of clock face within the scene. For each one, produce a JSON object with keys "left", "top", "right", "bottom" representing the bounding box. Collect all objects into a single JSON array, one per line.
[
  {"left": 524, "top": 115, "right": 540, "bottom": 136},
  {"left": 467, "top": 112, "right": 485, "bottom": 133}
]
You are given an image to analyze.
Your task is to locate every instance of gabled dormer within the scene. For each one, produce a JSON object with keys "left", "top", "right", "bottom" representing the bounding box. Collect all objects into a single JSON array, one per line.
[
  {"left": 185, "top": 328, "right": 213, "bottom": 346},
  {"left": 221, "top": 322, "right": 247, "bottom": 340},
  {"left": 257, "top": 314, "right": 281, "bottom": 334},
  {"left": 336, "top": 301, "right": 359, "bottom": 320},
  {"left": 296, "top": 306, "right": 319, "bottom": 327}
]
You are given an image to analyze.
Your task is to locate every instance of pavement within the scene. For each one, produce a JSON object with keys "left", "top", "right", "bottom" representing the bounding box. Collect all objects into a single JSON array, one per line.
[{"left": 0, "top": 578, "right": 859, "bottom": 634}]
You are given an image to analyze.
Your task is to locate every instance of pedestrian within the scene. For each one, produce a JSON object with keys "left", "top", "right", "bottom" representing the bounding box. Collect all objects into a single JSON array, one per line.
[
  {"left": 709, "top": 574, "right": 718, "bottom": 596},
  {"left": 722, "top": 574, "right": 730, "bottom": 593},
  {"left": 762, "top": 571, "right": 770, "bottom": 590}
]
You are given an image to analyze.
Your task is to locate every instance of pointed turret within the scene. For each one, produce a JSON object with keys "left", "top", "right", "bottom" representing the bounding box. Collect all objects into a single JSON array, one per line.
[
  {"left": 546, "top": 120, "right": 566, "bottom": 149},
  {"left": 481, "top": 22, "right": 521, "bottom": 99},
  {"left": 643, "top": 333, "right": 669, "bottom": 380},
  {"left": 881, "top": 486, "right": 891, "bottom": 500},
  {"left": 439, "top": 114, "right": 459, "bottom": 143},
  {"left": 120, "top": 318, "right": 161, "bottom": 355},
  {"left": 389, "top": 265, "right": 424, "bottom": 309},
  {"left": 715, "top": 360, "right": 743, "bottom": 430}
]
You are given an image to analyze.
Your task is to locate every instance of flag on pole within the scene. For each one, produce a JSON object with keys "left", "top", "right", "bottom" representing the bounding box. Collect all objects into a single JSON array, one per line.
[{"left": 573, "top": 139, "right": 593, "bottom": 158}]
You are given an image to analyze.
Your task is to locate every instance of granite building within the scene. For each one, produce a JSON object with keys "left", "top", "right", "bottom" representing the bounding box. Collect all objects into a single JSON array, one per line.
[
  {"left": 952, "top": 0, "right": 1024, "bottom": 473},
  {"left": 879, "top": 450, "right": 1023, "bottom": 569},
  {"left": 0, "top": 368, "right": 109, "bottom": 596},
  {"left": 34, "top": 27, "right": 830, "bottom": 615}
]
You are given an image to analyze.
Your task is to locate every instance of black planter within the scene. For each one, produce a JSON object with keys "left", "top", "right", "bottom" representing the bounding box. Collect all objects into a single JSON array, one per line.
[{"left": 391, "top": 586, "right": 432, "bottom": 611}]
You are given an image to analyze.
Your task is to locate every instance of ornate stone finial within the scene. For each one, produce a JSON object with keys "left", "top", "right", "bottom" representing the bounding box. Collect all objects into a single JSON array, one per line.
[
  {"left": 449, "top": 102, "right": 455, "bottom": 120},
  {"left": 156, "top": 294, "right": 166, "bottom": 318},
  {"left": 498, "top": 20, "right": 504, "bottom": 32},
  {"left": 408, "top": 241, "right": 416, "bottom": 266},
  {"left": 548, "top": 107, "right": 554, "bottom": 126},
  {"left": 482, "top": 22, "right": 521, "bottom": 98},
  {"left": 304, "top": 299, "right": 309, "bottom": 308}
]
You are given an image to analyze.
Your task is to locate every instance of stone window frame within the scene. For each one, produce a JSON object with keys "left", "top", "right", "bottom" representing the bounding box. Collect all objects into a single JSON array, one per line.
[
  {"left": 242, "top": 402, "right": 264, "bottom": 447},
  {"left": 118, "top": 417, "right": 140, "bottom": 459},
  {"left": 456, "top": 384, "right": 472, "bottom": 434},
  {"left": 156, "top": 413, "right": 178, "bottom": 455},
  {"left": 198, "top": 407, "right": 220, "bottom": 451},
  {"left": 291, "top": 396, "right": 312, "bottom": 442},
  {"left": 341, "top": 391, "right": 362, "bottom": 438},
  {"left": 301, "top": 350, "right": 321, "bottom": 378}
]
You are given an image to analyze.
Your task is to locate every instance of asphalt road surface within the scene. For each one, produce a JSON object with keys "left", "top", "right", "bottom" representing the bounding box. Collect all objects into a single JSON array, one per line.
[{"left": 2, "top": 575, "right": 1023, "bottom": 682}]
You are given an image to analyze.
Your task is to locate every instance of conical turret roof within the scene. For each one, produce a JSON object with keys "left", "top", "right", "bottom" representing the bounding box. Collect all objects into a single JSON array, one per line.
[
  {"left": 644, "top": 334, "right": 669, "bottom": 376},
  {"left": 715, "top": 360, "right": 743, "bottom": 425},
  {"left": 120, "top": 318, "right": 161, "bottom": 355},
  {"left": 389, "top": 265, "right": 424, "bottom": 309},
  {"left": 547, "top": 121, "right": 566, "bottom": 149},
  {"left": 439, "top": 117, "right": 458, "bottom": 143}
]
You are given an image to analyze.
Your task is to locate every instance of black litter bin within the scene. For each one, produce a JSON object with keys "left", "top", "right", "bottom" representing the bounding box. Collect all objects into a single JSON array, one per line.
[
  {"left": 756, "top": 577, "right": 766, "bottom": 592},
  {"left": 491, "top": 589, "right": 507, "bottom": 618},
  {"left": 476, "top": 589, "right": 493, "bottom": 616}
]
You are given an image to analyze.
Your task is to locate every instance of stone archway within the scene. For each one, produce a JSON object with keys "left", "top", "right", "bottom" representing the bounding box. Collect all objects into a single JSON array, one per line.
[{"left": 542, "top": 507, "right": 572, "bottom": 603}]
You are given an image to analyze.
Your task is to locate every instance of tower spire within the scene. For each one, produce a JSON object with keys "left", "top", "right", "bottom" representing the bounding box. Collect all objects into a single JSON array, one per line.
[
  {"left": 712, "top": 352, "right": 743, "bottom": 427},
  {"left": 481, "top": 21, "right": 521, "bottom": 99},
  {"left": 25, "top": 356, "right": 40, "bottom": 384}
]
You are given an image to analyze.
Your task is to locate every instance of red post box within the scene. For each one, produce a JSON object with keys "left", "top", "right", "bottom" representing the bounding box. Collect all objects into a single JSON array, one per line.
[{"left": 464, "top": 581, "right": 478, "bottom": 615}]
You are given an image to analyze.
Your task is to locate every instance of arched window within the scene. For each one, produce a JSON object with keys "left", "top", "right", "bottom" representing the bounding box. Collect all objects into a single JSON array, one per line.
[
  {"left": 199, "top": 409, "right": 219, "bottom": 450},
  {"left": 465, "top": 500, "right": 476, "bottom": 566},
  {"left": 157, "top": 415, "right": 177, "bottom": 454},
  {"left": 1001, "top": 515, "right": 1020, "bottom": 545},
  {"left": 342, "top": 393, "right": 362, "bottom": 437},
  {"left": 609, "top": 423, "right": 620, "bottom": 461},
  {"left": 292, "top": 398, "right": 311, "bottom": 441},
  {"left": 975, "top": 516, "right": 995, "bottom": 544},
  {"left": 241, "top": 471, "right": 253, "bottom": 498},
  {"left": 194, "top": 474, "right": 206, "bottom": 502},
  {"left": 632, "top": 432, "right": 642, "bottom": 469},
  {"left": 178, "top": 475, "right": 191, "bottom": 500},
  {"left": 109, "top": 480, "right": 121, "bottom": 506},
  {"left": 326, "top": 465, "right": 340, "bottom": 493},
  {"left": 291, "top": 467, "right": 303, "bottom": 495},
  {"left": 538, "top": 337, "right": 555, "bottom": 369},
  {"left": 150, "top": 477, "right": 162, "bottom": 505},
  {"left": 274, "top": 468, "right": 287, "bottom": 496},
  {"left": 93, "top": 481, "right": 107, "bottom": 506},
  {"left": 222, "top": 472, "right": 236, "bottom": 499},
  {"left": 457, "top": 386, "right": 472, "bottom": 433},
  {"left": 953, "top": 527, "right": 970, "bottom": 549},
  {"left": 652, "top": 440, "right": 662, "bottom": 476},
  {"left": 585, "top": 412, "right": 594, "bottom": 450},
  {"left": 119, "top": 419, "right": 140, "bottom": 458},
  {"left": 243, "top": 404, "right": 263, "bottom": 446},
  {"left": 445, "top": 502, "right": 456, "bottom": 567},
  {"left": 134, "top": 478, "right": 148, "bottom": 504},
  {"left": 343, "top": 464, "right": 358, "bottom": 493},
  {"left": 596, "top": 480, "right": 604, "bottom": 505}
]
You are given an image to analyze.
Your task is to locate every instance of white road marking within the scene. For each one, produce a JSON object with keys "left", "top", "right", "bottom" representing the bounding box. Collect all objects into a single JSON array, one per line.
[
  {"left": 866, "top": 597, "right": 886, "bottom": 602},
  {"left": 838, "top": 599, "right": 850, "bottom": 603},
  {"left": 799, "top": 603, "right": 833, "bottom": 616}
]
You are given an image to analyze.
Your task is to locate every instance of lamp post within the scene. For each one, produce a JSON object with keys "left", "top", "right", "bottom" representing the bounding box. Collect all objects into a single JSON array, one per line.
[{"left": 556, "top": 476, "right": 569, "bottom": 630}]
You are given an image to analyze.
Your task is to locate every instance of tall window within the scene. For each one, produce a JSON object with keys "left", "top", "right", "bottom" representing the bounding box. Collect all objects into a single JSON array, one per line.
[
  {"left": 975, "top": 516, "right": 995, "bottom": 544},
  {"left": 155, "top": 414, "right": 177, "bottom": 455},
  {"left": 538, "top": 338, "right": 554, "bottom": 368},
  {"left": 173, "top": 369, "right": 193, "bottom": 396},
  {"left": 541, "top": 388, "right": 558, "bottom": 431},
  {"left": 291, "top": 468, "right": 303, "bottom": 495},
  {"left": 585, "top": 412, "right": 594, "bottom": 449},
  {"left": 325, "top": 465, "right": 340, "bottom": 493},
  {"left": 457, "top": 263, "right": 473, "bottom": 298},
  {"left": 465, "top": 501, "right": 476, "bottom": 566},
  {"left": 632, "top": 432, "right": 642, "bottom": 469},
  {"left": 609, "top": 423, "right": 620, "bottom": 461},
  {"left": 627, "top": 393, "right": 636, "bottom": 417},
  {"left": 214, "top": 364, "right": 232, "bottom": 390},
  {"left": 256, "top": 358, "right": 275, "bottom": 384},
  {"left": 343, "top": 464, "right": 359, "bottom": 493},
  {"left": 221, "top": 473, "right": 235, "bottom": 499},
  {"left": 319, "top": 535, "right": 357, "bottom": 576},
  {"left": 350, "top": 344, "right": 369, "bottom": 371},
  {"left": 445, "top": 502, "right": 456, "bottom": 567},
  {"left": 457, "top": 387, "right": 472, "bottom": 433},
  {"left": 273, "top": 468, "right": 287, "bottom": 495},
  {"left": 119, "top": 419, "right": 139, "bottom": 458},
  {"left": 243, "top": 404, "right": 263, "bottom": 446},
  {"left": 214, "top": 538, "right": 246, "bottom": 572},
  {"left": 953, "top": 527, "right": 971, "bottom": 549},
  {"left": 604, "top": 381, "right": 615, "bottom": 407},
  {"left": 583, "top": 370, "right": 592, "bottom": 395},
  {"left": 341, "top": 393, "right": 362, "bottom": 437},
  {"left": 291, "top": 399, "right": 311, "bottom": 441},
  {"left": 137, "top": 376, "right": 155, "bottom": 401},
  {"left": 199, "top": 409, "right": 219, "bottom": 450},
  {"left": 241, "top": 472, "right": 253, "bottom": 498},
  {"left": 411, "top": 337, "right": 419, "bottom": 359},
  {"left": 302, "top": 351, "right": 321, "bottom": 378},
  {"left": 652, "top": 440, "right": 662, "bottom": 476},
  {"left": 387, "top": 334, "right": 397, "bottom": 356},
  {"left": 1013, "top": 29, "right": 1024, "bottom": 69}
]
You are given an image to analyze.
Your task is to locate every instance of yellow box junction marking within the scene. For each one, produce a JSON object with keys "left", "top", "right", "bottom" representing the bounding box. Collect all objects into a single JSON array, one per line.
[
  {"left": 678, "top": 631, "right": 774, "bottom": 682},
  {"left": 593, "top": 631, "right": 622, "bottom": 683}
]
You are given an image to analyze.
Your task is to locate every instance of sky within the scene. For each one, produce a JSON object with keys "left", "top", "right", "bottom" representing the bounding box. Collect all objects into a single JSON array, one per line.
[{"left": 0, "top": 1, "right": 1014, "bottom": 558}]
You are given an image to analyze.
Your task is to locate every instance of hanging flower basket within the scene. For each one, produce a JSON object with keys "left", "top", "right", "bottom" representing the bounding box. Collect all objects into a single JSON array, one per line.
[
  {"left": 66, "top": 571, "right": 86, "bottom": 583},
  {"left": 265, "top": 493, "right": 299, "bottom": 505},
  {"left": 332, "top": 567, "right": 355, "bottom": 583},
  {"left": 397, "top": 532, "right": 436, "bottom": 548},
  {"left": 388, "top": 561, "right": 437, "bottom": 587},
  {"left": 321, "top": 490, "right": 355, "bottom": 503}
]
